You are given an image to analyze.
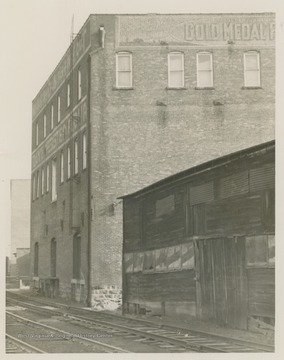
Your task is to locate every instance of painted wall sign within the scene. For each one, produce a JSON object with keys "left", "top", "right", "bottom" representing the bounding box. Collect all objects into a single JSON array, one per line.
[
  {"left": 117, "top": 14, "right": 275, "bottom": 45},
  {"left": 184, "top": 23, "right": 275, "bottom": 42},
  {"left": 32, "top": 22, "right": 91, "bottom": 119},
  {"left": 32, "top": 101, "right": 87, "bottom": 170}
]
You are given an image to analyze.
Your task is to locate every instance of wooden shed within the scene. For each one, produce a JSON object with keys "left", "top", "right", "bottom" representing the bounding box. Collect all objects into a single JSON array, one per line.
[{"left": 120, "top": 140, "right": 275, "bottom": 330}]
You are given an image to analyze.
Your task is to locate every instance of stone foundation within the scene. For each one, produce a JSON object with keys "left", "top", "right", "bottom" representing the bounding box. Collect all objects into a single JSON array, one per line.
[{"left": 91, "top": 285, "right": 122, "bottom": 311}]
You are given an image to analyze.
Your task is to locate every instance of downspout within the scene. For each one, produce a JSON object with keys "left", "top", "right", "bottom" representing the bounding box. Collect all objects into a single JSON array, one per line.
[{"left": 87, "top": 53, "right": 92, "bottom": 307}]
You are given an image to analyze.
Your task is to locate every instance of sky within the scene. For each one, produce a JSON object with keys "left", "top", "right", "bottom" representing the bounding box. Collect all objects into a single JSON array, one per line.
[{"left": 0, "top": 0, "right": 284, "bottom": 357}]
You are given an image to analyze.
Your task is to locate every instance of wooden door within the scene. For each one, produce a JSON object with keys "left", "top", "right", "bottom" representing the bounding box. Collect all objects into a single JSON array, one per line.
[{"left": 195, "top": 237, "right": 247, "bottom": 329}]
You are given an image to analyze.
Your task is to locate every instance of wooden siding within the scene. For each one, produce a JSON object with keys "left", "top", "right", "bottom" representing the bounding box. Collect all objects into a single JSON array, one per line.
[
  {"left": 123, "top": 198, "right": 141, "bottom": 251},
  {"left": 143, "top": 186, "right": 186, "bottom": 250},
  {"left": 124, "top": 270, "right": 196, "bottom": 303},
  {"left": 247, "top": 268, "right": 275, "bottom": 318},
  {"left": 196, "top": 237, "right": 248, "bottom": 329},
  {"left": 206, "top": 195, "right": 262, "bottom": 235}
]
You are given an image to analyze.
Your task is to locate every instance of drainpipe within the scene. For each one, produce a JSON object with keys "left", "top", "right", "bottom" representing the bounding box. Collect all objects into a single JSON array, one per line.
[{"left": 87, "top": 53, "right": 92, "bottom": 307}]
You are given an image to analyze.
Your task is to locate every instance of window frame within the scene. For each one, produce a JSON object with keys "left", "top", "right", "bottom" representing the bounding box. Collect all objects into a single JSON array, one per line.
[
  {"left": 74, "top": 138, "right": 79, "bottom": 175},
  {"left": 41, "top": 167, "right": 45, "bottom": 196},
  {"left": 57, "top": 96, "right": 61, "bottom": 123},
  {"left": 32, "top": 174, "right": 36, "bottom": 200},
  {"left": 36, "top": 170, "right": 40, "bottom": 198},
  {"left": 82, "top": 132, "right": 87, "bottom": 170},
  {"left": 168, "top": 52, "right": 185, "bottom": 88},
  {"left": 51, "top": 157, "right": 57, "bottom": 202},
  {"left": 67, "top": 145, "right": 71, "bottom": 179},
  {"left": 116, "top": 52, "right": 133, "bottom": 88},
  {"left": 46, "top": 163, "right": 50, "bottom": 193},
  {"left": 43, "top": 114, "right": 47, "bottom": 138},
  {"left": 67, "top": 82, "right": 71, "bottom": 108},
  {"left": 36, "top": 122, "right": 39, "bottom": 146},
  {"left": 51, "top": 105, "right": 54, "bottom": 130},
  {"left": 244, "top": 51, "right": 260, "bottom": 87},
  {"left": 196, "top": 51, "right": 213, "bottom": 88},
  {"left": 78, "top": 68, "right": 82, "bottom": 100},
  {"left": 60, "top": 151, "right": 64, "bottom": 184}
]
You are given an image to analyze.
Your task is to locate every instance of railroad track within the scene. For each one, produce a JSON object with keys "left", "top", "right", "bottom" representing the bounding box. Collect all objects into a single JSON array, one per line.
[
  {"left": 6, "top": 291, "right": 273, "bottom": 353},
  {"left": 6, "top": 310, "right": 129, "bottom": 353},
  {"left": 6, "top": 334, "right": 45, "bottom": 354}
]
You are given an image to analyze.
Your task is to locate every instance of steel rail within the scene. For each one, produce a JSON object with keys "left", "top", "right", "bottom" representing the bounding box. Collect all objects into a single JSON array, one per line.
[
  {"left": 6, "top": 310, "right": 129, "bottom": 353},
  {"left": 6, "top": 292, "right": 274, "bottom": 353},
  {"left": 6, "top": 333, "right": 46, "bottom": 354}
]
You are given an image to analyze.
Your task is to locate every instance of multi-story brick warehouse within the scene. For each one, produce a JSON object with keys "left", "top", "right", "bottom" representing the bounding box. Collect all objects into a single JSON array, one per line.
[{"left": 30, "top": 13, "right": 275, "bottom": 309}]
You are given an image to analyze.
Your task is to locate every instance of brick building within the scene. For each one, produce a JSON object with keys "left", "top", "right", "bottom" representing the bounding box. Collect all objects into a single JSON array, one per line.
[{"left": 30, "top": 13, "right": 275, "bottom": 309}]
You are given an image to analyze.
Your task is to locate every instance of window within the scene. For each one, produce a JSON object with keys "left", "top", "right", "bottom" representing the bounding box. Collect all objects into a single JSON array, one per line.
[
  {"left": 168, "top": 52, "right": 184, "bottom": 88},
  {"left": 74, "top": 138, "right": 78, "bottom": 175},
  {"left": 50, "top": 238, "right": 56, "bottom": 277},
  {"left": 34, "top": 242, "right": 39, "bottom": 277},
  {"left": 78, "top": 69, "right": 82, "bottom": 100},
  {"left": 57, "top": 96, "right": 61, "bottom": 122},
  {"left": 51, "top": 105, "right": 54, "bottom": 130},
  {"left": 41, "top": 167, "right": 45, "bottom": 195},
  {"left": 73, "top": 234, "right": 81, "bottom": 279},
  {"left": 46, "top": 163, "right": 49, "bottom": 192},
  {"left": 43, "top": 114, "right": 47, "bottom": 138},
  {"left": 83, "top": 132, "right": 87, "bottom": 169},
  {"left": 32, "top": 174, "right": 36, "bottom": 200},
  {"left": 67, "top": 146, "right": 71, "bottom": 179},
  {"left": 60, "top": 151, "right": 64, "bottom": 183},
  {"left": 51, "top": 158, "right": 57, "bottom": 202},
  {"left": 67, "top": 82, "right": 71, "bottom": 107},
  {"left": 36, "top": 122, "right": 39, "bottom": 146},
  {"left": 197, "top": 52, "right": 213, "bottom": 87},
  {"left": 244, "top": 51, "right": 260, "bottom": 87},
  {"left": 116, "top": 52, "right": 132, "bottom": 88},
  {"left": 36, "top": 170, "right": 40, "bottom": 198},
  {"left": 156, "top": 195, "right": 175, "bottom": 218}
]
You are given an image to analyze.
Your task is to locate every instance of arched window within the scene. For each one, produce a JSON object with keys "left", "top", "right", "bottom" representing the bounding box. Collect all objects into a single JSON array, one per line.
[
  {"left": 50, "top": 238, "right": 57, "bottom": 277},
  {"left": 73, "top": 234, "right": 81, "bottom": 279},
  {"left": 196, "top": 52, "right": 213, "bottom": 88},
  {"left": 116, "top": 52, "right": 132, "bottom": 88},
  {"left": 168, "top": 52, "right": 184, "bottom": 88},
  {"left": 34, "top": 242, "right": 39, "bottom": 277}
]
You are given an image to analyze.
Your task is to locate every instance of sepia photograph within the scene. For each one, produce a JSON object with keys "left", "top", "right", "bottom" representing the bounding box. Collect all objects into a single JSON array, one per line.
[{"left": 1, "top": 0, "right": 283, "bottom": 357}]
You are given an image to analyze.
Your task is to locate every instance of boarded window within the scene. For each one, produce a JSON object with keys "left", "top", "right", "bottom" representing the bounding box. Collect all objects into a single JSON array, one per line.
[
  {"left": 190, "top": 182, "right": 214, "bottom": 205},
  {"left": 250, "top": 164, "right": 274, "bottom": 192},
  {"left": 268, "top": 235, "right": 275, "bottom": 265},
  {"left": 156, "top": 194, "right": 175, "bottom": 218},
  {"left": 220, "top": 171, "right": 249, "bottom": 199},
  {"left": 167, "top": 246, "right": 181, "bottom": 270},
  {"left": 133, "top": 252, "right": 144, "bottom": 273},
  {"left": 181, "top": 243, "right": 194, "bottom": 269},
  {"left": 143, "top": 251, "right": 155, "bottom": 272},
  {"left": 124, "top": 253, "right": 134, "bottom": 273},
  {"left": 246, "top": 235, "right": 268, "bottom": 266},
  {"left": 155, "top": 248, "right": 168, "bottom": 272}
]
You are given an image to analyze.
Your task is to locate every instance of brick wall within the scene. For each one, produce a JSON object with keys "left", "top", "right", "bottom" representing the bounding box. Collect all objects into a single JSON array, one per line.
[{"left": 89, "top": 14, "right": 274, "bottom": 300}]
